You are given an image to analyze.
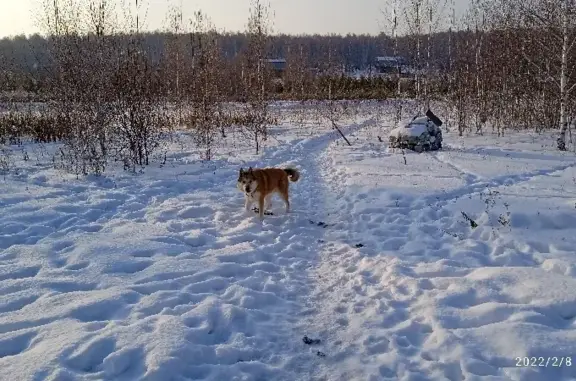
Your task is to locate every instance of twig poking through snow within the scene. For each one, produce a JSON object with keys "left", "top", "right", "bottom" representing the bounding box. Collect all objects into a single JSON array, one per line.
[
  {"left": 461, "top": 211, "right": 478, "bottom": 228},
  {"left": 302, "top": 336, "right": 321, "bottom": 345},
  {"left": 331, "top": 121, "right": 352, "bottom": 146}
]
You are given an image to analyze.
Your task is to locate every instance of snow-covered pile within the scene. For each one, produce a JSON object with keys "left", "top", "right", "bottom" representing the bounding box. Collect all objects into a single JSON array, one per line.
[
  {"left": 389, "top": 115, "right": 443, "bottom": 152},
  {"left": 1, "top": 108, "right": 575, "bottom": 381}
]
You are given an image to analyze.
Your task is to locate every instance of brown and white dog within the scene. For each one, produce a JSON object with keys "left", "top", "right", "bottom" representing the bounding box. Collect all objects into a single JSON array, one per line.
[{"left": 237, "top": 166, "right": 300, "bottom": 220}]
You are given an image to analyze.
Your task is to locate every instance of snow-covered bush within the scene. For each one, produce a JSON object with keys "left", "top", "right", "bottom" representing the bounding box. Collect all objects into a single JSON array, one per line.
[{"left": 389, "top": 112, "right": 443, "bottom": 152}]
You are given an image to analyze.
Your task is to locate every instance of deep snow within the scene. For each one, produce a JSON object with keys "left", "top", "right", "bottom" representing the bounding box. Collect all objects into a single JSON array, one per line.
[{"left": 1, "top": 106, "right": 576, "bottom": 381}]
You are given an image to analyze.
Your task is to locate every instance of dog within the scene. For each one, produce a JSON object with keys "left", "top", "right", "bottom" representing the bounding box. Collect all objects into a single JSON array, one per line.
[{"left": 237, "top": 166, "right": 300, "bottom": 220}]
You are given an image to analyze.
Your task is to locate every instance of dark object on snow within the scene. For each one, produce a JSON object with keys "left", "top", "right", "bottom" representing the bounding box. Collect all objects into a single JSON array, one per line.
[
  {"left": 316, "top": 351, "right": 326, "bottom": 357},
  {"left": 355, "top": 243, "right": 364, "bottom": 248},
  {"left": 252, "top": 207, "right": 274, "bottom": 216},
  {"left": 303, "top": 336, "right": 321, "bottom": 345},
  {"left": 425, "top": 109, "right": 443, "bottom": 127},
  {"left": 389, "top": 109, "right": 444, "bottom": 152},
  {"left": 308, "top": 219, "right": 333, "bottom": 228},
  {"left": 461, "top": 211, "right": 478, "bottom": 228}
]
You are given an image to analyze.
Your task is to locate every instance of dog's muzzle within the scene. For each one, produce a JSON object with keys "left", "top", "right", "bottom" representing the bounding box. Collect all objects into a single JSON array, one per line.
[{"left": 244, "top": 186, "right": 251, "bottom": 193}]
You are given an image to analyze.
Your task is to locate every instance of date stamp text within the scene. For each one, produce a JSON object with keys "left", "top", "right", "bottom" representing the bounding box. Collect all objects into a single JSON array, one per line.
[{"left": 515, "top": 357, "right": 572, "bottom": 367}]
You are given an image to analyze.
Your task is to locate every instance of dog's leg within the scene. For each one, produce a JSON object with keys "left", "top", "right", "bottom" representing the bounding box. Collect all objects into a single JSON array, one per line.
[
  {"left": 244, "top": 194, "right": 252, "bottom": 212},
  {"left": 264, "top": 194, "right": 273, "bottom": 211},
  {"left": 280, "top": 189, "right": 290, "bottom": 213},
  {"left": 258, "top": 194, "right": 265, "bottom": 220}
]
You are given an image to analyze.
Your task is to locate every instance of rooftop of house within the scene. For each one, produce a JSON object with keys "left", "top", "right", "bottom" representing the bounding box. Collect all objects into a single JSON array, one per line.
[
  {"left": 265, "top": 59, "right": 286, "bottom": 64},
  {"left": 264, "top": 58, "right": 287, "bottom": 71},
  {"left": 375, "top": 56, "right": 406, "bottom": 65}
]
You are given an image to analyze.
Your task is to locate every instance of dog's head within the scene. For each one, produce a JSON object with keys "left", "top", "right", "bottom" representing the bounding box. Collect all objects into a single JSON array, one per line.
[{"left": 237, "top": 167, "right": 257, "bottom": 194}]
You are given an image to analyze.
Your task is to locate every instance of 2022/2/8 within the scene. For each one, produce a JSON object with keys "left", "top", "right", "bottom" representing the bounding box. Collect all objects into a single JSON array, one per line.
[{"left": 515, "top": 356, "right": 572, "bottom": 367}]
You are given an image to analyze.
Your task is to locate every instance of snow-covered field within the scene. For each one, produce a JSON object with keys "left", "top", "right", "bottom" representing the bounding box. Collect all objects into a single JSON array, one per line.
[{"left": 1, "top": 108, "right": 576, "bottom": 381}]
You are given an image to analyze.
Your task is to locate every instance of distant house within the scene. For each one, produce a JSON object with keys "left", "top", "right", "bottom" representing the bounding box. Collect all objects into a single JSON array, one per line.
[
  {"left": 374, "top": 56, "right": 407, "bottom": 76},
  {"left": 264, "top": 58, "right": 287, "bottom": 78},
  {"left": 259, "top": 58, "right": 287, "bottom": 92}
]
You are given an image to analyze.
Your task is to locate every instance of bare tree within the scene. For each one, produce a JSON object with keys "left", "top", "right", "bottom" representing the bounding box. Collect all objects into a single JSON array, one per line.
[
  {"left": 443, "top": 0, "right": 456, "bottom": 132},
  {"left": 501, "top": 0, "right": 576, "bottom": 150},
  {"left": 403, "top": 0, "right": 425, "bottom": 108},
  {"left": 109, "top": 0, "right": 171, "bottom": 170},
  {"left": 313, "top": 38, "right": 352, "bottom": 146},
  {"left": 423, "top": 0, "right": 447, "bottom": 109},
  {"left": 465, "top": 0, "right": 488, "bottom": 134},
  {"left": 380, "top": 0, "right": 405, "bottom": 125},
  {"left": 165, "top": 2, "right": 187, "bottom": 126},
  {"left": 238, "top": 0, "right": 275, "bottom": 154},
  {"left": 39, "top": 0, "right": 114, "bottom": 175},
  {"left": 187, "top": 10, "right": 223, "bottom": 160},
  {"left": 284, "top": 42, "right": 311, "bottom": 100}
]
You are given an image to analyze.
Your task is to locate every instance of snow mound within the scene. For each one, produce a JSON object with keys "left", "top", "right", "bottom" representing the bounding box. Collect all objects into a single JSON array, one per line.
[{"left": 389, "top": 114, "right": 443, "bottom": 152}]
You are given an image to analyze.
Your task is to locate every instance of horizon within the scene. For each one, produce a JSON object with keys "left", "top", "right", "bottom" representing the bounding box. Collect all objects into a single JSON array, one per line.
[{"left": 0, "top": 0, "right": 470, "bottom": 39}]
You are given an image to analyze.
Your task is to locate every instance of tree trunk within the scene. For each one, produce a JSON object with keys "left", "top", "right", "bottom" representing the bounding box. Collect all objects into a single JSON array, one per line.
[
  {"left": 393, "top": 2, "right": 401, "bottom": 126},
  {"left": 415, "top": 1, "right": 422, "bottom": 108},
  {"left": 425, "top": 3, "right": 432, "bottom": 111},
  {"left": 558, "top": 0, "right": 569, "bottom": 151}
]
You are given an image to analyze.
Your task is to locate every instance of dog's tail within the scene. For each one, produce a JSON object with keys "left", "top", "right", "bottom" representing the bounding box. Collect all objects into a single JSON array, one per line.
[{"left": 284, "top": 167, "right": 300, "bottom": 182}]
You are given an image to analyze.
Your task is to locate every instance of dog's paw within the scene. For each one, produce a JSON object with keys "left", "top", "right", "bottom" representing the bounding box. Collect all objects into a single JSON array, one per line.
[{"left": 252, "top": 207, "right": 274, "bottom": 216}]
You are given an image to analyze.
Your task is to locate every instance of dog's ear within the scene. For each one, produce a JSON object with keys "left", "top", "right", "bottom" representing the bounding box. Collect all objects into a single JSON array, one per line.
[
  {"left": 248, "top": 167, "right": 253, "bottom": 173},
  {"left": 239, "top": 167, "right": 244, "bottom": 174}
]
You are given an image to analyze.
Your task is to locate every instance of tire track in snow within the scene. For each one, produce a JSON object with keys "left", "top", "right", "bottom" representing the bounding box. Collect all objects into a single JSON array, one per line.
[
  {"left": 431, "top": 151, "right": 481, "bottom": 185},
  {"left": 424, "top": 151, "right": 576, "bottom": 209}
]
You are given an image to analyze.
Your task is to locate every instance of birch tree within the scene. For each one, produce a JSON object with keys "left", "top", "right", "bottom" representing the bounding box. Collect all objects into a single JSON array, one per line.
[
  {"left": 188, "top": 10, "right": 223, "bottom": 160},
  {"left": 466, "top": 0, "right": 488, "bottom": 134},
  {"left": 240, "top": 0, "right": 273, "bottom": 154},
  {"left": 423, "top": 0, "right": 447, "bottom": 110},
  {"left": 403, "top": 0, "right": 424, "bottom": 107},
  {"left": 402, "top": 0, "right": 447, "bottom": 112},
  {"left": 380, "top": 0, "right": 404, "bottom": 125},
  {"left": 165, "top": 2, "right": 187, "bottom": 126},
  {"left": 508, "top": 0, "right": 576, "bottom": 150}
]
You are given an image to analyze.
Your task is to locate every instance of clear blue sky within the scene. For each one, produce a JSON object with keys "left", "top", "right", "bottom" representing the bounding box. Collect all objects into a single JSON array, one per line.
[{"left": 0, "top": 0, "right": 470, "bottom": 38}]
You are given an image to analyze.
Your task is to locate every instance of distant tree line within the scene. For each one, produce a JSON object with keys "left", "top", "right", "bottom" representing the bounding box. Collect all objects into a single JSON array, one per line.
[{"left": 0, "top": 31, "right": 455, "bottom": 91}]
